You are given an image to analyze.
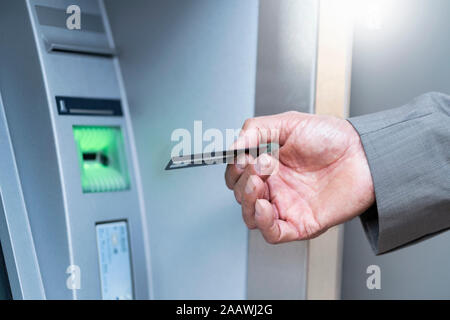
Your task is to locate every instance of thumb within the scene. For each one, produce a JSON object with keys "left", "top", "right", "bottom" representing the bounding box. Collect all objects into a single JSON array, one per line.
[{"left": 254, "top": 153, "right": 280, "bottom": 179}]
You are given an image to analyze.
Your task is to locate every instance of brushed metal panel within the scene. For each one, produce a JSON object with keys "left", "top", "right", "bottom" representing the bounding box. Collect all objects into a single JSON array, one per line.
[{"left": 248, "top": 0, "right": 319, "bottom": 300}]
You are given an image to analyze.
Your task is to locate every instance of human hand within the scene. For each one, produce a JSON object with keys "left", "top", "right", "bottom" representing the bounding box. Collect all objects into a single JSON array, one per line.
[{"left": 225, "top": 111, "right": 375, "bottom": 244}]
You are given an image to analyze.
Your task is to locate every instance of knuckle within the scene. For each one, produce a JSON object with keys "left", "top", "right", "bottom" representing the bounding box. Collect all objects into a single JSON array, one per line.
[
  {"left": 233, "top": 189, "right": 242, "bottom": 204},
  {"left": 243, "top": 118, "right": 254, "bottom": 130},
  {"left": 242, "top": 212, "right": 256, "bottom": 230},
  {"left": 241, "top": 193, "right": 250, "bottom": 207},
  {"left": 245, "top": 220, "right": 257, "bottom": 230},
  {"left": 224, "top": 173, "right": 232, "bottom": 189},
  {"left": 285, "top": 110, "right": 300, "bottom": 117},
  {"left": 263, "top": 234, "right": 278, "bottom": 245}
]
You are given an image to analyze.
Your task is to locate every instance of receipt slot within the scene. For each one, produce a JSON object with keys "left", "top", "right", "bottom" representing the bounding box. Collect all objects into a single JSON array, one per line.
[{"left": 0, "top": 0, "right": 152, "bottom": 299}]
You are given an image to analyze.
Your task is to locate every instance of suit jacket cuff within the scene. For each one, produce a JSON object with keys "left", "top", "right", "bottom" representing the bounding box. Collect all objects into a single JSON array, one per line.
[{"left": 347, "top": 92, "right": 450, "bottom": 254}]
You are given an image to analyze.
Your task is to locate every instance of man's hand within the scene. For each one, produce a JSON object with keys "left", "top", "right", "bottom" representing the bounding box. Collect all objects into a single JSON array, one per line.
[{"left": 225, "top": 111, "right": 375, "bottom": 244}]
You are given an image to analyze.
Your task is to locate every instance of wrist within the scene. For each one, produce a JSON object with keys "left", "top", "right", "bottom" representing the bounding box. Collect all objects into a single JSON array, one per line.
[{"left": 348, "top": 123, "right": 376, "bottom": 214}]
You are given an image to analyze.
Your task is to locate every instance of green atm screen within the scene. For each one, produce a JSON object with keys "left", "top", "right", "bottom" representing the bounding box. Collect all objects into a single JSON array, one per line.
[{"left": 73, "top": 126, "right": 130, "bottom": 193}]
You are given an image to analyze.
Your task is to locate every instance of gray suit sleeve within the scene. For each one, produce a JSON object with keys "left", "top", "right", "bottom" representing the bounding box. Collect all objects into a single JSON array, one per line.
[{"left": 348, "top": 92, "right": 450, "bottom": 255}]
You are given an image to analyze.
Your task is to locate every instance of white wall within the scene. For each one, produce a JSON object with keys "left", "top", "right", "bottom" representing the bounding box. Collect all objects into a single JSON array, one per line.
[{"left": 343, "top": 0, "right": 450, "bottom": 299}]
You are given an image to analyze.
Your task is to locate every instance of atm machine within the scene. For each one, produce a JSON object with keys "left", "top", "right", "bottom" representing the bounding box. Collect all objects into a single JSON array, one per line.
[{"left": 0, "top": 0, "right": 152, "bottom": 299}]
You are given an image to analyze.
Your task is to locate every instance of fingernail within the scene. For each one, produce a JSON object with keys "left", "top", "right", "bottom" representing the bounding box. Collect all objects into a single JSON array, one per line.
[
  {"left": 236, "top": 163, "right": 245, "bottom": 170},
  {"left": 255, "top": 154, "right": 271, "bottom": 174},
  {"left": 235, "top": 154, "right": 247, "bottom": 170},
  {"left": 245, "top": 176, "right": 257, "bottom": 194},
  {"left": 255, "top": 199, "right": 263, "bottom": 217}
]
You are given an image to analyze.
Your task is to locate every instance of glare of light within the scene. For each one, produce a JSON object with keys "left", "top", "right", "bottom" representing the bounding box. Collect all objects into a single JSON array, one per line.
[
  {"left": 356, "top": 0, "right": 394, "bottom": 31},
  {"left": 336, "top": 0, "right": 392, "bottom": 31},
  {"left": 364, "top": 1, "right": 384, "bottom": 30}
]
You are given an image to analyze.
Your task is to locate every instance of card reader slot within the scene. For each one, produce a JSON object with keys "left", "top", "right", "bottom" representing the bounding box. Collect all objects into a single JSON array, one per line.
[
  {"left": 46, "top": 42, "right": 115, "bottom": 58},
  {"left": 56, "top": 97, "right": 123, "bottom": 117},
  {"left": 82, "top": 152, "right": 109, "bottom": 166}
]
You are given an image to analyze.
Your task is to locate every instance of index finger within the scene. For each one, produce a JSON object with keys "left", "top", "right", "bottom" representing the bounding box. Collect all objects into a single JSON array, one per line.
[
  {"left": 224, "top": 153, "right": 251, "bottom": 190},
  {"left": 231, "top": 112, "right": 307, "bottom": 151}
]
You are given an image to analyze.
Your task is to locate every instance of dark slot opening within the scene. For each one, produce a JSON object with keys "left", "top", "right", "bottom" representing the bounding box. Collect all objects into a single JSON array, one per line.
[
  {"left": 50, "top": 47, "right": 114, "bottom": 58},
  {"left": 83, "top": 153, "right": 97, "bottom": 161},
  {"left": 56, "top": 97, "right": 123, "bottom": 117},
  {"left": 83, "top": 152, "right": 109, "bottom": 166},
  {"left": 99, "top": 154, "right": 109, "bottom": 166}
]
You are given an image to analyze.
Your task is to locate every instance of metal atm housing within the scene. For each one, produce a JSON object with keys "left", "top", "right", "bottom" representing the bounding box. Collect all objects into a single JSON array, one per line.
[{"left": 0, "top": 0, "right": 151, "bottom": 299}]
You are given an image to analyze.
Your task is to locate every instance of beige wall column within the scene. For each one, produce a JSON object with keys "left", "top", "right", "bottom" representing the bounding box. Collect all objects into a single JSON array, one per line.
[{"left": 306, "top": 0, "right": 354, "bottom": 300}]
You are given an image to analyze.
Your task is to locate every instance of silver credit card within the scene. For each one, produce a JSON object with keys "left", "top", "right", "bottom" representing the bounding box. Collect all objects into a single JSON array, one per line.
[{"left": 165, "top": 143, "right": 278, "bottom": 170}]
